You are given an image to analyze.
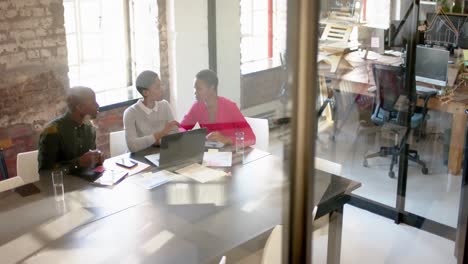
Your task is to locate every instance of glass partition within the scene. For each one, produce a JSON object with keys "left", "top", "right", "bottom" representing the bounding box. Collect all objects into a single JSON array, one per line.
[
  {"left": 310, "top": 0, "right": 467, "bottom": 263},
  {"left": 2, "top": 0, "right": 468, "bottom": 263}
]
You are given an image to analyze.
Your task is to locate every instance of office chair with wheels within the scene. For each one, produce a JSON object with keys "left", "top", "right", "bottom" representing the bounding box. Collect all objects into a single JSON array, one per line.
[
  {"left": 363, "top": 64, "right": 428, "bottom": 178},
  {"left": 317, "top": 77, "right": 339, "bottom": 141},
  {"left": 0, "top": 148, "right": 8, "bottom": 181}
]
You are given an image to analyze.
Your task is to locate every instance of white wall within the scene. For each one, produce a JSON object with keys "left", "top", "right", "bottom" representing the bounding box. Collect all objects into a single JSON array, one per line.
[
  {"left": 167, "top": 0, "right": 210, "bottom": 120},
  {"left": 366, "top": 0, "right": 391, "bottom": 29},
  {"left": 216, "top": 1, "right": 241, "bottom": 106}
]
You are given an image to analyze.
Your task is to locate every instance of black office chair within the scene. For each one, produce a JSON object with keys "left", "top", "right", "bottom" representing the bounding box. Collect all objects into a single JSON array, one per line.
[{"left": 363, "top": 64, "right": 429, "bottom": 178}]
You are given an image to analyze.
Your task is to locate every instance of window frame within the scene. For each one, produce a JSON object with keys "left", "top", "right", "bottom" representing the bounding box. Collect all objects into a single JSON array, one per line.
[
  {"left": 240, "top": 0, "right": 286, "bottom": 74},
  {"left": 63, "top": 0, "right": 162, "bottom": 110}
]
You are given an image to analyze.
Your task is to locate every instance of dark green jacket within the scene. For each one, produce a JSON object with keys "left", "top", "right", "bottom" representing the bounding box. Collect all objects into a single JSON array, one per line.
[{"left": 38, "top": 112, "right": 96, "bottom": 174}]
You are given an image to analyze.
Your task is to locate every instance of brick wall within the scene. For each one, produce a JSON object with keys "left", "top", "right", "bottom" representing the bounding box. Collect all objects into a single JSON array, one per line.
[
  {"left": 158, "top": 0, "right": 170, "bottom": 101},
  {"left": 0, "top": 0, "right": 69, "bottom": 177},
  {"left": 0, "top": 0, "right": 169, "bottom": 178}
]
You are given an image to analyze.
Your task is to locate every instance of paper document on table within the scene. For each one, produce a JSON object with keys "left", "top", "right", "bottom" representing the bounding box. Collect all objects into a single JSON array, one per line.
[
  {"left": 175, "top": 163, "right": 227, "bottom": 183},
  {"left": 203, "top": 151, "right": 232, "bottom": 167},
  {"left": 94, "top": 170, "right": 128, "bottom": 186},
  {"left": 128, "top": 170, "right": 178, "bottom": 189},
  {"left": 103, "top": 158, "right": 150, "bottom": 176}
]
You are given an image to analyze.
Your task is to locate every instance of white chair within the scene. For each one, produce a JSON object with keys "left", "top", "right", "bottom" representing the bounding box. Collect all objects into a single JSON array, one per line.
[
  {"left": 17, "top": 150, "right": 39, "bottom": 184},
  {"left": 110, "top": 130, "right": 127, "bottom": 157},
  {"left": 0, "top": 150, "right": 39, "bottom": 193},
  {"left": 218, "top": 256, "right": 226, "bottom": 264},
  {"left": 0, "top": 177, "right": 24, "bottom": 193},
  {"left": 315, "top": 157, "right": 343, "bottom": 176},
  {"left": 245, "top": 117, "right": 269, "bottom": 152},
  {"left": 261, "top": 225, "right": 282, "bottom": 264}
]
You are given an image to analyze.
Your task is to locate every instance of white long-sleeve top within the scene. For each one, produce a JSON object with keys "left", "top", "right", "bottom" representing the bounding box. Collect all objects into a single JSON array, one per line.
[{"left": 123, "top": 99, "right": 177, "bottom": 152}]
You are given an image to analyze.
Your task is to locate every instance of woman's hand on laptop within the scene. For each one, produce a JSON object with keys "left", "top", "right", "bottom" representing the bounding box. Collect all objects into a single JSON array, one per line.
[{"left": 207, "top": 131, "right": 232, "bottom": 145}]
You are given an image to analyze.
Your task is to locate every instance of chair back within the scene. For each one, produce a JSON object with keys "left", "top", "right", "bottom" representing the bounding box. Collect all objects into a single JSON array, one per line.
[
  {"left": 110, "top": 130, "right": 127, "bottom": 157},
  {"left": 245, "top": 117, "right": 269, "bottom": 151},
  {"left": 16, "top": 150, "right": 39, "bottom": 184},
  {"left": 218, "top": 256, "right": 226, "bottom": 264},
  {"left": 261, "top": 225, "right": 282, "bottom": 264},
  {"left": 0, "top": 149, "right": 8, "bottom": 180},
  {"left": 372, "top": 64, "right": 411, "bottom": 125}
]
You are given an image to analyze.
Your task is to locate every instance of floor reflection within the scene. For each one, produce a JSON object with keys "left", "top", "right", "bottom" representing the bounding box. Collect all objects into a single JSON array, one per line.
[
  {"left": 1, "top": 208, "right": 95, "bottom": 263},
  {"left": 142, "top": 230, "right": 175, "bottom": 255}
]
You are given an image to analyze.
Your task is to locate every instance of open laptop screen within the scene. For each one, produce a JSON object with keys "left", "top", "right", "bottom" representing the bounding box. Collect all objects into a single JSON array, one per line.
[{"left": 158, "top": 128, "right": 207, "bottom": 168}]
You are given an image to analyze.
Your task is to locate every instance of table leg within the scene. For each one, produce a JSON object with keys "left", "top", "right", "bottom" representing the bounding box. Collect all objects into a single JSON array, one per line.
[
  {"left": 327, "top": 206, "right": 343, "bottom": 264},
  {"left": 448, "top": 113, "right": 467, "bottom": 176}
]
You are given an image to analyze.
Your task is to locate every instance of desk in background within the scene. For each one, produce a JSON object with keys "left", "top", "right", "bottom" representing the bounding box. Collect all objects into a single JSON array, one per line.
[{"left": 319, "top": 51, "right": 468, "bottom": 175}]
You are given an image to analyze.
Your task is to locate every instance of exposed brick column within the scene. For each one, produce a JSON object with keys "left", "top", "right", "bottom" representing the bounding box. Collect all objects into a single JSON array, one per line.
[
  {"left": 157, "top": 0, "right": 170, "bottom": 101},
  {"left": 0, "top": 0, "right": 69, "bottom": 176}
]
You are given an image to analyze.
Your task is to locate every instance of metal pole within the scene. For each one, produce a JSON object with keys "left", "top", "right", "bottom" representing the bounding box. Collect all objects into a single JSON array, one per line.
[
  {"left": 395, "top": 0, "right": 420, "bottom": 224},
  {"left": 286, "top": 0, "right": 320, "bottom": 263},
  {"left": 396, "top": 143, "right": 409, "bottom": 224},
  {"left": 456, "top": 109, "right": 468, "bottom": 263},
  {"left": 207, "top": 0, "right": 217, "bottom": 72}
]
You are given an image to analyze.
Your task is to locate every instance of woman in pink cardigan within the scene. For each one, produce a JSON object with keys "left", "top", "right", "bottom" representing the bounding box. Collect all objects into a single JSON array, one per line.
[{"left": 180, "top": 69, "right": 256, "bottom": 147}]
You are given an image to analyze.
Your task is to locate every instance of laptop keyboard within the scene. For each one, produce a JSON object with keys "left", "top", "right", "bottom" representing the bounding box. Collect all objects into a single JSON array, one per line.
[{"left": 416, "top": 85, "right": 438, "bottom": 94}]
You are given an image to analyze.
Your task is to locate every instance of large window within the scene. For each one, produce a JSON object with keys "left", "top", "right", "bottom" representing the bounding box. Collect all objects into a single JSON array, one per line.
[
  {"left": 63, "top": 0, "right": 160, "bottom": 107},
  {"left": 240, "top": 0, "right": 287, "bottom": 66}
]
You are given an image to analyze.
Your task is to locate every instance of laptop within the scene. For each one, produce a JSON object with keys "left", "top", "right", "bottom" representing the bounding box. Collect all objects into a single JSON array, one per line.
[
  {"left": 145, "top": 128, "right": 207, "bottom": 168},
  {"left": 415, "top": 46, "right": 449, "bottom": 95}
]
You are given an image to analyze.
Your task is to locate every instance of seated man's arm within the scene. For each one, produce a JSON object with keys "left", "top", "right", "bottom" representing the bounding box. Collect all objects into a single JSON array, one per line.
[{"left": 38, "top": 125, "right": 80, "bottom": 173}]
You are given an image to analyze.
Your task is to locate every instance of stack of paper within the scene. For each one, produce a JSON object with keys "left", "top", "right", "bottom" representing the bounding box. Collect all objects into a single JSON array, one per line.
[
  {"left": 175, "top": 163, "right": 227, "bottom": 183},
  {"left": 202, "top": 151, "right": 232, "bottom": 167},
  {"left": 128, "top": 170, "right": 178, "bottom": 189}
]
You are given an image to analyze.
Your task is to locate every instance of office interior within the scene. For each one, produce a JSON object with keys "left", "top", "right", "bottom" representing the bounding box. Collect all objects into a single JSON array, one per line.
[{"left": 1, "top": 0, "right": 468, "bottom": 263}]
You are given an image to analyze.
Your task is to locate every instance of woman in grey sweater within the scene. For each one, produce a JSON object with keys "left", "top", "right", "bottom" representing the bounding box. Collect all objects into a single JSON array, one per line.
[{"left": 123, "top": 71, "right": 179, "bottom": 152}]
